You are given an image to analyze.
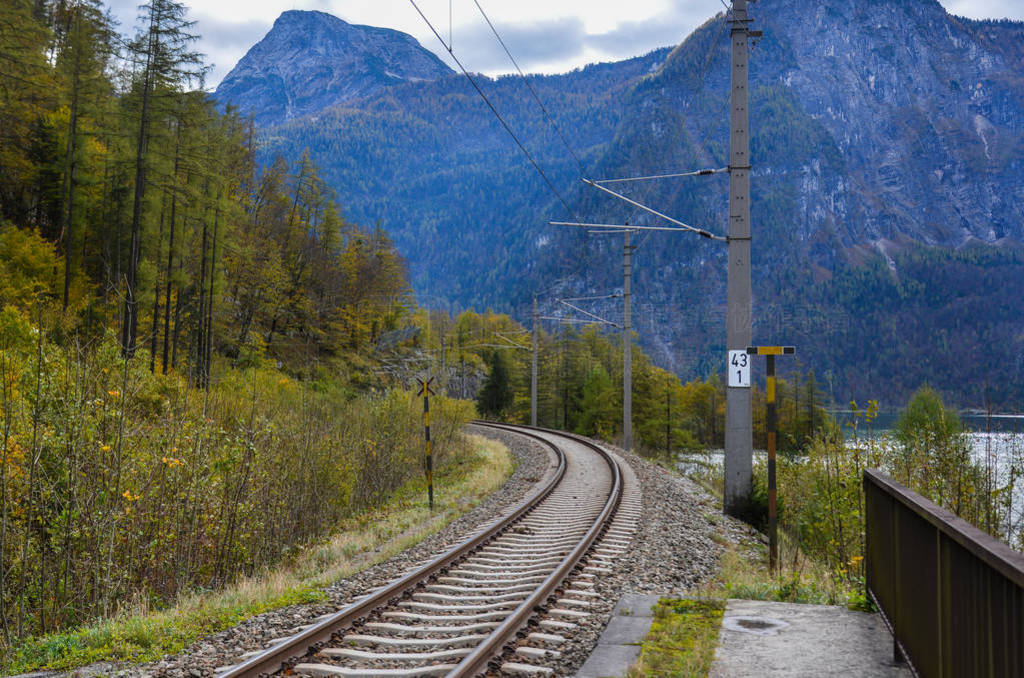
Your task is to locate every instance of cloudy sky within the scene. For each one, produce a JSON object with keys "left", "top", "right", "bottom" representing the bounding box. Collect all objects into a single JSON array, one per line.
[{"left": 104, "top": 0, "right": 1024, "bottom": 88}]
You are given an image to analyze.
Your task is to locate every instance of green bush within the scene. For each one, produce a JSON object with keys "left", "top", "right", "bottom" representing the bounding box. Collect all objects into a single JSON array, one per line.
[{"left": 0, "top": 327, "right": 473, "bottom": 648}]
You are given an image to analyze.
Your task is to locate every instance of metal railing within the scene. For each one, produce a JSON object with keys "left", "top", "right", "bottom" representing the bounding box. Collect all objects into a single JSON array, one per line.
[{"left": 864, "top": 469, "right": 1024, "bottom": 678}]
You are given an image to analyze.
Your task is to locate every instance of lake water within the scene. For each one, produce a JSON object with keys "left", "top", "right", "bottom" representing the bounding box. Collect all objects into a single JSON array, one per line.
[
  {"left": 832, "top": 411, "right": 1024, "bottom": 435},
  {"left": 833, "top": 414, "right": 1024, "bottom": 545},
  {"left": 679, "top": 413, "right": 1024, "bottom": 548}
]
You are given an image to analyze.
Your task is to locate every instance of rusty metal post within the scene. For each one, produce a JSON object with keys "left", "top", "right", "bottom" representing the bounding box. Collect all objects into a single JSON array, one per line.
[
  {"left": 766, "top": 353, "right": 777, "bottom": 572},
  {"left": 747, "top": 346, "right": 794, "bottom": 573},
  {"left": 531, "top": 295, "right": 538, "bottom": 427}
]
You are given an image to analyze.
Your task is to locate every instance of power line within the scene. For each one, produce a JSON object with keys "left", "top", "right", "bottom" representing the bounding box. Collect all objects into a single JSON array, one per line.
[
  {"left": 595, "top": 167, "right": 727, "bottom": 184},
  {"left": 408, "top": 0, "right": 582, "bottom": 225},
  {"left": 622, "top": 16, "right": 729, "bottom": 253},
  {"left": 581, "top": 179, "right": 727, "bottom": 241},
  {"left": 473, "top": 0, "right": 586, "bottom": 176},
  {"left": 560, "top": 293, "right": 621, "bottom": 302}
]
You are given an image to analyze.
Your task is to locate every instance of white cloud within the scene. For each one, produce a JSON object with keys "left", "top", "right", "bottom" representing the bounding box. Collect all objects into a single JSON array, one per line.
[{"left": 103, "top": 0, "right": 1023, "bottom": 89}]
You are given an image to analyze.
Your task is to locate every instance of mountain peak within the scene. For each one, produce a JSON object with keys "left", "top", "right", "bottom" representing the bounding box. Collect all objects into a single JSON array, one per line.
[
  {"left": 215, "top": 10, "right": 453, "bottom": 125},
  {"left": 272, "top": 9, "right": 345, "bottom": 28}
]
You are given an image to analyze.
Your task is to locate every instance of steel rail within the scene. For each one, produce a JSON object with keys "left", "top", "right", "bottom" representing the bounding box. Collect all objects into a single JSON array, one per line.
[
  {"left": 450, "top": 422, "right": 623, "bottom": 677},
  {"left": 218, "top": 423, "right": 567, "bottom": 677}
]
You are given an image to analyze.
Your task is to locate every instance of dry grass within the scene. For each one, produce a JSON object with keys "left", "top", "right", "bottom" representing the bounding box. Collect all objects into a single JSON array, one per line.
[
  {"left": 692, "top": 530, "right": 860, "bottom": 607},
  {"left": 628, "top": 520, "right": 863, "bottom": 676},
  {"left": 4, "top": 434, "right": 513, "bottom": 672}
]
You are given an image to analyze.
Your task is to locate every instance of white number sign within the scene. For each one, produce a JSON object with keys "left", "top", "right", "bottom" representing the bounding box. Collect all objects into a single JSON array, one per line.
[{"left": 728, "top": 350, "right": 750, "bottom": 388}]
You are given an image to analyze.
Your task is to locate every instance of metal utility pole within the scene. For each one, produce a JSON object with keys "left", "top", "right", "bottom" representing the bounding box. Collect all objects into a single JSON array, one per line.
[
  {"left": 725, "top": 0, "right": 753, "bottom": 516},
  {"left": 666, "top": 388, "right": 672, "bottom": 459},
  {"left": 623, "top": 230, "right": 633, "bottom": 451},
  {"left": 531, "top": 294, "right": 538, "bottom": 427}
]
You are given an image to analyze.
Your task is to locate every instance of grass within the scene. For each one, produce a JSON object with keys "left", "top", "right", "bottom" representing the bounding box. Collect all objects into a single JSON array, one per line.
[
  {"left": 628, "top": 598, "right": 725, "bottom": 678},
  {"left": 627, "top": 463, "right": 872, "bottom": 677},
  {"left": 704, "top": 533, "right": 865, "bottom": 608},
  {"left": 627, "top": 538, "right": 857, "bottom": 678},
  {"left": 2, "top": 434, "right": 514, "bottom": 673}
]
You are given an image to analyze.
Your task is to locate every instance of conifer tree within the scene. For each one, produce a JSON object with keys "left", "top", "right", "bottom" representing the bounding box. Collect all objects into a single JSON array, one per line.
[
  {"left": 121, "top": 0, "right": 204, "bottom": 356},
  {"left": 51, "top": 0, "right": 114, "bottom": 310}
]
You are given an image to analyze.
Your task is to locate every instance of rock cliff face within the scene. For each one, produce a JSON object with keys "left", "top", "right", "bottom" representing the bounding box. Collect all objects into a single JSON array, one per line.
[
  {"left": 751, "top": 0, "right": 1024, "bottom": 248},
  {"left": 584, "top": 0, "right": 1024, "bottom": 255},
  {"left": 215, "top": 10, "right": 453, "bottom": 125}
]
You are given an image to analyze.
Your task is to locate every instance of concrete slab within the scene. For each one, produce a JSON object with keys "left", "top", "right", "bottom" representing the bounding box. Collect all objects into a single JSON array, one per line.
[
  {"left": 709, "top": 599, "right": 912, "bottom": 677},
  {"left": 598, "top": 616, "right": 656, "bottom": 644},
  {"left": 611, "top": 593, "right": 662, "bottom": 617},
  {"left": 576, "top": 644, "right": 643, "bottom": 678},
  {"left": 575, "top": 593, "right": 661, "bottom": 678}
]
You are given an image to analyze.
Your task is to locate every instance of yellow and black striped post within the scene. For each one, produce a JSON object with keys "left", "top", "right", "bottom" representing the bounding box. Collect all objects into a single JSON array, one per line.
[
  {"left": 417, "top": 377, "right": 436, "bottom": 511},
  {"left": 747, "top": 346, "right": 795, "bottom": 573}
]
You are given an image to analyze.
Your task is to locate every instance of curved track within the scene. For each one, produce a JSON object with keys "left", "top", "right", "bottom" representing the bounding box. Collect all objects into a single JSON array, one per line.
[{"left": 216, "top": 423, "right": 639, "bottom": 677}]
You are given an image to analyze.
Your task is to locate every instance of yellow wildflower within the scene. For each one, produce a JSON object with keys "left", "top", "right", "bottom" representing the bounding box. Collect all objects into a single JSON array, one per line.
[{"left": 100, "top": 444, "right": 111, "bottom": 453}]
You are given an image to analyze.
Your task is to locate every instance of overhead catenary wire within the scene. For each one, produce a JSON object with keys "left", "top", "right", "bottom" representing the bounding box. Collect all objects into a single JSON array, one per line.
[
  {"left": 557, "top": 298, "right": 618, "bottom": 327},
  {"left": 581, "top": 179, "right": 726, "bottom": 241},
  {"left": 605, "top": 15, "right": 729, "bottom": 253},
  {"left": 538, "top": 316, "right": 619, "bottom": 327},
  {"left": 642, "top": 14, "right": 761, "bottom": 251},
  {"left": 473, "top": 0, "right": 587, "bottom": 177},
  {"left": 554, "top": 221, "right": 716, "bottom": 234},
  {"left": 559, "top": 293, "right": 621, "bottom": 302},
  {"left": 594, "top": 167, "right": 728, "bottom": 184},
  {"left": 408, "top": 0, "right": 583, "bottom": 226}
]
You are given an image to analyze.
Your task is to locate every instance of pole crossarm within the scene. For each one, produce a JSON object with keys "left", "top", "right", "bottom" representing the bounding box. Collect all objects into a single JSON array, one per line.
[
  {"left": 552, "top": 221, "right": 712, "bottom": 233},
  {"left": 557, "top": 299, "right": 619, "bottom": 327},
  {"left": 559, "top": 293, "right": 621, "bottom": 302},
  {"left": 537, "top": 316, "right": 620, "bottom": 327},
  {"left": 581, "top": 179, "right": 727, "bottom": 241},
  {"left": 594, "top": 167, "right": 728, "bottom": 184},
  {"left": 494, "top": 331, "right": 530, "bottom": 350}
]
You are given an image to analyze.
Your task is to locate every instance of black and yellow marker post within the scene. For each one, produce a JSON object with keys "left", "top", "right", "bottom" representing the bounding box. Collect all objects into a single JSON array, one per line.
[
  {"left": 746, "top": 345, "right": 795, "bottom": 572},
  {"left": 417, "top": 377, "right": 436, "bottom": 511}
]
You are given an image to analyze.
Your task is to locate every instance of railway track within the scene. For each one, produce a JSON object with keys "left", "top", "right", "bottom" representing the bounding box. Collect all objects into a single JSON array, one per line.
[{"left": 214, "top": 423, "right": 641, "bottom": 677}]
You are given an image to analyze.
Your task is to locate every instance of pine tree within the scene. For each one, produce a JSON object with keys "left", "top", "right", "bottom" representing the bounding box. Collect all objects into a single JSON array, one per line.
[
  {"left": 477, "top": 351, "right": 513, "bottom": 417},
  {"left": 51, "top": 0, "right": 114, "bottom": 310},
  {"left": 0, "top": 0, "right": 53, "bottom": 224},
  {"left": 121, "top": 0, "right": 204, "bottom": 356}
]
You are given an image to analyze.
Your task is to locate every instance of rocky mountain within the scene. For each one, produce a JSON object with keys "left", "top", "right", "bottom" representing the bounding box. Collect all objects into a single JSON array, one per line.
[
  {"left": 221, "top": 2, "right": 1024, "bottom": 407},
  {"left": 533, "top": 0, "right": 1024, "bottom": 401},
  {"left": 215, "top": 10, "right": 453, "bottom": 124}
]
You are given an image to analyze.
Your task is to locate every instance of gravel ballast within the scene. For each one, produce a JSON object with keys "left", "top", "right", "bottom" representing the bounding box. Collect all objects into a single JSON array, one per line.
[
  {"left": 54, "top": 427, "right": 758, "bottom": 677},
  {"left": 518, "top": 437, "right": 761, "bottom": 675}
]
